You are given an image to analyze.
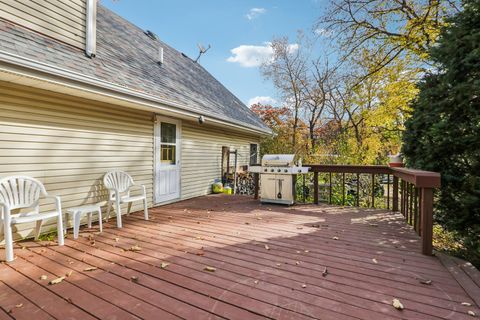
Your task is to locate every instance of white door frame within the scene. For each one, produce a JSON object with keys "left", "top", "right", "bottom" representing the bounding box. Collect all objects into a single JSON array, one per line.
[{"left": 154, "top": 115, "right": 182, "bottom": 204}]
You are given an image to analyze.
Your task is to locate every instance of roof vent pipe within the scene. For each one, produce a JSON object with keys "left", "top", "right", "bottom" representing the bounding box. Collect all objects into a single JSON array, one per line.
[
  {"left": 85, "top": 0, "right": 97, "bottom": 57},
  {"left": 158, "top": 46, "right": 164, "bottom": 65}
]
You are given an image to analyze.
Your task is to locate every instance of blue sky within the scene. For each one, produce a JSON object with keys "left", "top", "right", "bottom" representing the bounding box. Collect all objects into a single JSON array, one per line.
[{"left": 101, "top": 0, "right": 326, "bottom": 107}]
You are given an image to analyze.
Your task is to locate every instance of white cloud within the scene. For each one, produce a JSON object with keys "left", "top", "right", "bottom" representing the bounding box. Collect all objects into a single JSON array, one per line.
[
  {"left": 227, "top": 42, "right": 299, "bottom": 68},
  {"left": 248, "top": 96, "right": 277, "bottom": 107},
  {"left": 246, "top": 8, "right": 266, "bottom": 20},
  {"left": 314, "top": 27, "right": 334, "bottom": 38}
]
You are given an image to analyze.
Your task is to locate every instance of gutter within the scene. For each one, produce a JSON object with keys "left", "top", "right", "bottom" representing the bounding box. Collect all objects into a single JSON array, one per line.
[{"left": 0, "top": 50, "right": 272, "bottom": 136}]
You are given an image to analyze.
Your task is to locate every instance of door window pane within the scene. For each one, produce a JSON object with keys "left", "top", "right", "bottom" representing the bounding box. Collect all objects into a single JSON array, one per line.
[
  {"left": 161, "top": 145, "right": 176, "bottom": 164},
  {"left": 250, "top": 144, "right": 258, "bottom": 165},
  {"left": 161, "top": 122, "right": 176, "bottom": 143}
]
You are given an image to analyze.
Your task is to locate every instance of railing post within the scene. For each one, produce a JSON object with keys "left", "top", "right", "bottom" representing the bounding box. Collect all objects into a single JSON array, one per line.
[
  {"left": 254, "top": 173, "right": 259, "bottom": 200},
  {"left": 421, "top": 188, "right": 434, "bottom": 255},
  {"left": 313, "top": 171, "right": 319, "bottom": 204},
  {"left": 392, "top": 176, "right": 399, "bottom": 211}
]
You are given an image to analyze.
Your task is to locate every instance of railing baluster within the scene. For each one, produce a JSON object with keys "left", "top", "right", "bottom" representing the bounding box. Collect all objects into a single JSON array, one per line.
[
  {"left": 371, "top": 173, "right": 375, "bottom": 208},
  {"left": 409, "top": 183, "right": 414, "bottom": 225},
  {"left": 400, "top": 180, "right": 405, "bottom": 216},
  {"left": 421, "top": 188, "right": 434, "bottom": 255},
  {"left": 392, "top": 175, "right": 399, "bottom": 212},
  {"left": 356, "top": 173, "right": 360, "bottom": 207},
  {"left": 302, "top": 174, "right": 306, "bottom": 203},
  {"left": 387, "top": 174, "right": 390, "bottom": 210},
  {"left": 342, "top": 172, "right": 345, "bottom": 205},
  {"left": 329, "top": 172, "right": 332, "bottom": 204},
  {"left": 313, "top": 172, "right": 319, "bottom": 205},
  {"left": 414, "top": 187, "right": 419, "bottom": 232}
]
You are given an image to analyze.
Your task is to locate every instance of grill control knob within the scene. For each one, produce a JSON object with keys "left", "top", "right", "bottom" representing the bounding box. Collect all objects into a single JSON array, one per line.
[
  {"left": 264, "top": 168, "right": 268, "bottom": 172},
  {"left": 284, "top": 169, "right": 288, "bottom": 173},
  {"left": 270, "top": 169, "right": 275, "bottom": 172},
  {"left": 277, "top": 169, "right": 281, "bottom": 172},
  {"left": 298, "top": 169, "right": 302, "bottom": 173}
]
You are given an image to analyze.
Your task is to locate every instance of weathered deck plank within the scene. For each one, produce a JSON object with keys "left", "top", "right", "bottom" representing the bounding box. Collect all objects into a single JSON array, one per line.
[{"left": 1, "top": 194, "right": 479, "bottom": 320}]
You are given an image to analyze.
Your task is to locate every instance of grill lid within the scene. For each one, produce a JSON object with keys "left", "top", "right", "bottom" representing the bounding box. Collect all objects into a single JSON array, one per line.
[{"left": 261, "top": 154, "right": 295, "bottom": 167}]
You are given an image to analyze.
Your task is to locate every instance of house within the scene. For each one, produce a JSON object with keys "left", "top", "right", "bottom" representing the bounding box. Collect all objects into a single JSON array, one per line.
[{"left": 0, "top": 0, "right": 270, "bottom": 241}]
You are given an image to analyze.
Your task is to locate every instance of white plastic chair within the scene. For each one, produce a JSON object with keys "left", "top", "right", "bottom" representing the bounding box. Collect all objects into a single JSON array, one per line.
[
  {"left": 103, "top": 171, "right": 148, "bottom": 228},
  {"left": 0, "top": 176, "right": 64, "bottom": 262}
]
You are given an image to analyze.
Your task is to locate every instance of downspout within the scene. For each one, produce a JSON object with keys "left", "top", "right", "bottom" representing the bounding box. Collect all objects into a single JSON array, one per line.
[{"left": 85, "top": 0, "right": 97, "bottom": 57}]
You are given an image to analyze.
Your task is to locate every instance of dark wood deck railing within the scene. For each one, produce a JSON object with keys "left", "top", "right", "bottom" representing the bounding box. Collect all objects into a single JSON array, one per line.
[{"left": 252, "top": 164, "right": 441, "bottom": 255}]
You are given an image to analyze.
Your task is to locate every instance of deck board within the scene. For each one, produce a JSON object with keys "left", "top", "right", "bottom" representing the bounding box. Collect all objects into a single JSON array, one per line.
[{"left": 1, "top": 194, "right": 479, "bottom": 320}]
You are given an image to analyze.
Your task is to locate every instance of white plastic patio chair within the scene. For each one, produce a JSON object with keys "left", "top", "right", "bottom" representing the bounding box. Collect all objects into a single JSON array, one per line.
[
  {"left": 103, "top": 171, "right": 148, "bottom": 228},
  {"left": 0, "top": 176, "right": 64, "bottom": 262}
]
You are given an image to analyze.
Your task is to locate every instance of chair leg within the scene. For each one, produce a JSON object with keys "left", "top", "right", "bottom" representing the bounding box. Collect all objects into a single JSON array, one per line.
[
  {"left": 57, "top": 213, "right": 64, "bottom": 246},
  {"left": 143, "top": 198, "right": 148, "bottom": 220},
  {"left": 34, "top": 220, "right": 43, "bottom": 240},
  {"left": 115, "top": 200, "right": 122, "bottom": 228},
  {"left": 98, "top": 208, "right": 103, "bottom": 233},
  {"left": 4, "top": 221, "right": 13, "bottom": 262},
  {"left": 106, "top": 201, "right": 112, "bottom": 222},
  {"left": 127, "top": 202, "right": 132, "bottom": 215},
  {"left": 87, "top": 212, "right": 92, "bottom": 228},
  {"left": 73, "top": 212, "right": 81, "bottom": 239}
]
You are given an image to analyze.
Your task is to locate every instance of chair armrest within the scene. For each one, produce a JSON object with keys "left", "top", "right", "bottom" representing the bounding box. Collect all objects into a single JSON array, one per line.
[
  {"left": 0, "top": 201, "right": 9, "bottom": 220},
  {"left": 43, "top": 194, "right": 62, "bottom": 213},
  {"left": 130, "top": 184, "right": 147, "bottom": 196}
]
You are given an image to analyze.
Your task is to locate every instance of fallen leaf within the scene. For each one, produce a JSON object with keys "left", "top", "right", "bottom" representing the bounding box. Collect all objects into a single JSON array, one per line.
[
  {"left": 295, "top": 261, "right": 300, "bottom": 265},
  {"left": 372, "top": 258, "right": 378, "bottom": 264},
  {"left": 244, "top": 222, "right": 250, "bottom": 225},
  {"left": 369, "top": 224, "right": 378, "bottom": 227},
  {"left": 39, "top": 275, "right": 48, "bottom": 280},
  {"left": 21, "top": 246, "right": 26, "bottom": 250},
  {"left": 115, "top": 237, "right": 119, "bottom": 242},
  {"left": 301, "top": 284, "right": 307, "bottom": 288},
  {"left": 311, "top": 224, "right": 320, "bottom": 228},
  {"left": 332, "top": 236, "right": 339, "bottom": 240},
  {"left": 129, "top": 245, "right": 142, "bottom": 252},
  {"left": 304, "top": 250, "right": 309, "bottom": 253},
  {"left": 204, "top": 266, "right": 216, "bottom": 272},
  {"left": 196, "top": 251, "right": 205, "bottom": 256},
  {"left": 66, "top": 298, "right": 73, "bottom": 304},
  {"left": 49, "top": 276, "right": 65, "bottom": 285},
  {"left": 322, "top": 266, "right": 328, "bottom": 277},
  {"left": 468, "top": 311, "right": 476, "bottom": 317},
  {"left": 160, "top": 262, "right": 170, "bottom": 269},
  {"left": 131, "top": 276, "right": 139, "bottom": 282},
  {"left": 66, "top": 270, "right": 73, "bottom": 277},
  {"left": 392, "top": 298, "right": 404, "bottom": 310},
  {"left": 296, "top": 250, "right": 301, "bottom": 253},
  {"left": 15, "top": 303, "right": 23, "bottom": 308},
  {"left": 296, "top": 227, "right": 303, "bottom": 230},
  {"left": 264, "top": 245, "right": 270, "bottom": 250},
  {"left": 83, "top": 267, "right": 97, "bottom": 272},
  {"left": 462, "top": 302, "right": 472, "bottom": 306},
  {"left": 419, "top": 279, "right": 432, "bottom": 285},
  {"left": 254, "top": 280, "right": 259, "bottom": 284},
  {"left": 276, "top": 263, "right": 281, "bottom": 267}
]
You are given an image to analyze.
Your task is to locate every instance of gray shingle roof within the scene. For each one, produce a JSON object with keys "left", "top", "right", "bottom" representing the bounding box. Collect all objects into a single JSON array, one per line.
[{"left": 0, "top": 5, "right": 269, "bottom": 132}]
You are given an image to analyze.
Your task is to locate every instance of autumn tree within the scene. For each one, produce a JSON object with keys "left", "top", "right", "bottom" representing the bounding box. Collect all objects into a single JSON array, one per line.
[
  {"left": 261, "top": 36, "right": 307, "bottom": 152},
  {"left": 318, "top": 0, "right": 460, "bottom": 77}
]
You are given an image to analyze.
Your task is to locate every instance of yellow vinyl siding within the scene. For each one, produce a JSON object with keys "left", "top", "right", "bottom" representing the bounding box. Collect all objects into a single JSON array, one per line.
[
  {"left": 0, "top": 82, "right": 154, "bottom": 242},
  {"left": 0, "top": 0, "right": 86, "bottom": 48},
  {"left": 180, "top": 121, "right": 259, "bottom": 200}
]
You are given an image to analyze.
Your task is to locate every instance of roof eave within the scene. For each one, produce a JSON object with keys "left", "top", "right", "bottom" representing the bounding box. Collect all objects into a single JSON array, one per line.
[{"left": 0, "top": 50, "right": 272, "bottom": 136}]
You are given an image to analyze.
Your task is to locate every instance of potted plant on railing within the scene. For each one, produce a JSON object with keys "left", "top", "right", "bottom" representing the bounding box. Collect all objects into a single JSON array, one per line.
[{"left": 388, "top": 153, "right": 404, "bottom": 167}]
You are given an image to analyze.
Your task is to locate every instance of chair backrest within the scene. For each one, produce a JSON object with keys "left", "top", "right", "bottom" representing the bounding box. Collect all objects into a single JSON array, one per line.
[
  {"left": 0, "top": 176, "right": 47, "bottom": 210},
  {"left": 103, "top": 171, "right": 134, "bottom": 193}
]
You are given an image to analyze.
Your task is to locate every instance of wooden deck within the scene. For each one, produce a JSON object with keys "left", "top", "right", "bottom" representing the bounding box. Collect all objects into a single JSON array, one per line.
[{"left": 1, "top": 194, "right": 479, "bottom": 320}]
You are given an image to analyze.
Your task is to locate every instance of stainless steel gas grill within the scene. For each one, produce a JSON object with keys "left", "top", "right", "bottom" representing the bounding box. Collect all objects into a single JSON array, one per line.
[{"left": 248, "top": 154, "right": 310, "bottom": 205}]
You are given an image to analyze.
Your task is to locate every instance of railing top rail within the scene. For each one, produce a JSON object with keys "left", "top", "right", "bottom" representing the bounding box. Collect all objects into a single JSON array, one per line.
[
  {"left": 306, "top": 164, "right": 391, "bottom": 175},
  {"left": 390, "top": 167, "right": 441, "bottom": 188},
  {"left": 304, "top": 164, "right": 440, "bottom": 188}
]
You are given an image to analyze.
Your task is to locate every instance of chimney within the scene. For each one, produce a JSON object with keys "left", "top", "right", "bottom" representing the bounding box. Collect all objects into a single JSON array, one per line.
[
  {"left": 86, "top": 0, "right": 97, "bottom": 57},
  {"left": 158, "top": 46, "right": 164, "bottom": 65}
]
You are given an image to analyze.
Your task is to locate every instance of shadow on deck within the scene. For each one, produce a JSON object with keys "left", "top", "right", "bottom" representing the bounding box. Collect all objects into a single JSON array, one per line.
[{"left": 0, "top": 194, "right": 479, "bottom": 319}]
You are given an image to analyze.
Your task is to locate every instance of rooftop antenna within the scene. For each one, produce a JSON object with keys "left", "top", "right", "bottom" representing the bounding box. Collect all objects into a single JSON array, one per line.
[{"left": 194, "top": 43, "right": 211, "bottom": 63}]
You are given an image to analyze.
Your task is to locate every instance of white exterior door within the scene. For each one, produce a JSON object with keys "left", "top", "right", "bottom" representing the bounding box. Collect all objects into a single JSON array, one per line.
[{"left": 154, "top": 116, "right": 181, "bottom": 203}]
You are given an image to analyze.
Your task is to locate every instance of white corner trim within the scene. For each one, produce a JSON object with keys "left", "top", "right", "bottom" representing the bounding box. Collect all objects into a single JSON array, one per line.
[{"left": 86, "top": 0, "right": 97, "bottom": 57}]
